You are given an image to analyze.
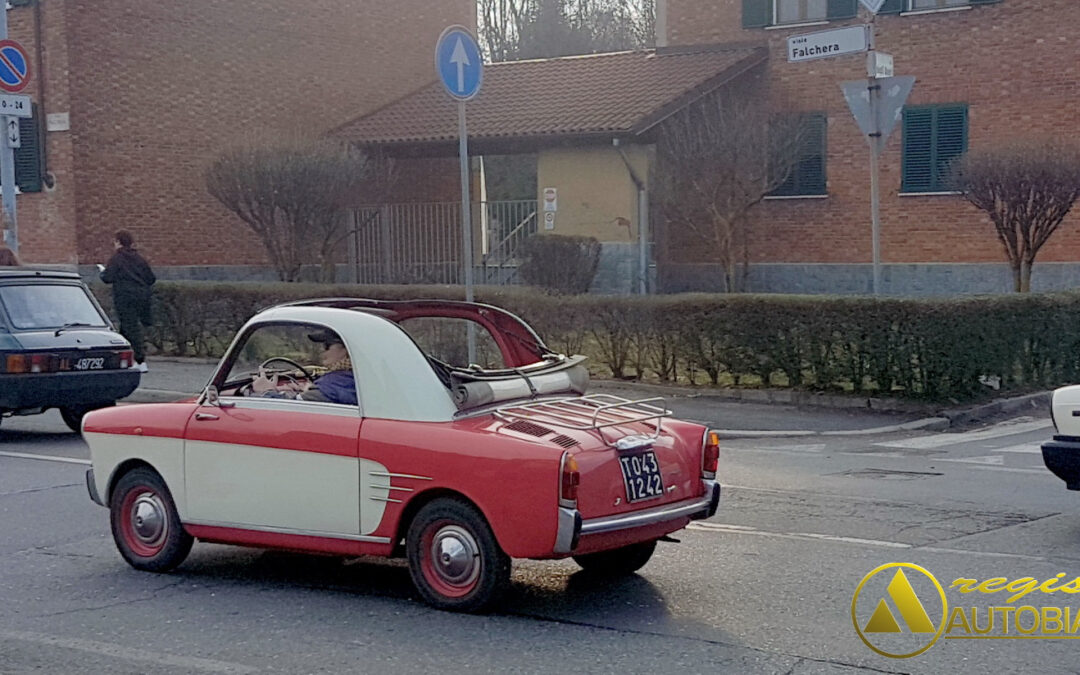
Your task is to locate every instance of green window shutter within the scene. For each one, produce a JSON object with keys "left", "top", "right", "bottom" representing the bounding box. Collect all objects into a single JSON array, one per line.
[
  {"left": 15, "top": 104, "right": 42, "bottom": 193},
  {"left": 902, "top": 104, "right": 968, "bottom": 193},
  {"left": 933, "top": 105, "right": 968, "bottom": 191},
  {"left": 827, "top": 0, "right": 858, "bottom": 20},
  {"left": 902, "top": 107, "right": 934, "bottom": 192},
  {"left": 878, "top": 0, "right": 904, "bottom": 14},
  {"left": 969, "top": 0, "right": 1001, "bottom": 5},
  {"left": 771, "top": 113, "right": 827, "bottom": 197},
  {"left": 743, "top": 0, "right": 772, "bottom": 27}
]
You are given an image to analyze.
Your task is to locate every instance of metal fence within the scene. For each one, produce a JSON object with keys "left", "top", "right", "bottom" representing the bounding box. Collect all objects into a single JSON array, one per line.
[{"left": 349, "top": 200, "right": 537, "bottom": 286}]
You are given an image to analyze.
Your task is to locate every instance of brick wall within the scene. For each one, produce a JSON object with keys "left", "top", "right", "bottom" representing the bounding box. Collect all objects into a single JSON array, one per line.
[
  {"left": 662, "top": 0, "right": 1080, "bottom": 267},
  {"left": 9, "top": 0, "right": 473, "bottom": 266}
]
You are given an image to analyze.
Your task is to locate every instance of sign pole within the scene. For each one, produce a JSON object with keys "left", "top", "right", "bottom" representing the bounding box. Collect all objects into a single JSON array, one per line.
[
  {"left": 0, "top": 8, "right": 16, "bottom": 254},
  {"left": 867, "top": 17, "right": 882, "bottom": 295},
  {"left": 458, "top": 100, "right": 477, "bottom": 364}
]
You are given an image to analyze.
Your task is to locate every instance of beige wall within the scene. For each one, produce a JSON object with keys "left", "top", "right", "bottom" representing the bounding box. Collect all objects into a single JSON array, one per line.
[{"left": 536, "top": 145, "right": 650, "bottom": 243}]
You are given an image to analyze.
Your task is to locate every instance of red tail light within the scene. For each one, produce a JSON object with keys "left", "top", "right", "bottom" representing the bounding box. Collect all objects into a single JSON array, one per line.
[
  {"left": 703, "top": 430, "right": 719, "bottom": 477},
  {"left": 560, "top": 452, "right": 579, "bottom": 506},
  {"left": 5, "top": 354, "right": 59, "bottom": 374},
  {"left": 117, "top": 350, "right": 134, "bottom": 369}
]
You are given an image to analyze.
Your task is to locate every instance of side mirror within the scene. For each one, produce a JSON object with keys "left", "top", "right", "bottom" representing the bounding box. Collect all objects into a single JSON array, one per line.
[{"left": 203, "top": 385, "right": 234, "bottom": 408}]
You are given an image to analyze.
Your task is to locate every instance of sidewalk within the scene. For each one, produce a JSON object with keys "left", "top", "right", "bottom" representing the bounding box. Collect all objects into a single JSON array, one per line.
[{"left": 125, "top": 356, "right": 1050, "bottom": 436}]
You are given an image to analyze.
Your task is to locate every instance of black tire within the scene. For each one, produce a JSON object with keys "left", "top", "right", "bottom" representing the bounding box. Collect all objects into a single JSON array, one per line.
[
  {"left": 406, "top": 498, "right": 510, "bottom": 613},
  {"left": 60, "top": 401, "right": 115, "bottom": 433},
  {"left": 109, "top": 468, "right": 193, "bottom": 572},
  {"left": 573, "top": 540, "right": 657, "bottom": 575}
]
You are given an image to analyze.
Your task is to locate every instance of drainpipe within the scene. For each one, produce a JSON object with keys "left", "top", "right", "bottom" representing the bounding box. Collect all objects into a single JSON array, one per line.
[{"left": 613, "top": 138, "right": 648, "bottom": 295}]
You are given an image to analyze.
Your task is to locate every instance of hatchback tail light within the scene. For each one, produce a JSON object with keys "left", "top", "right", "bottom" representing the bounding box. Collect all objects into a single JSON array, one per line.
[
  {"left": 703, "top": 430, "right": 719, "bottom": 478},
  {"left": 117, "top": 350, "right": 134, "bottom": 369},
  {"left": 560, "top": 452, "right": 579, "bottom": 507},
  {"left": 5, "top": 354, "right": 59, "bottom": 374}
]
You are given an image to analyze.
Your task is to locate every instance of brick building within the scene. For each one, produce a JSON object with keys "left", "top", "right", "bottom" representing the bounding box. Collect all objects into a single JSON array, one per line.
[
  {"left": 655, "top": 0, "right": 1080, "bottom": 293},
  {"left": 3, "top": 0, "right": 471, "bottom": 274}
]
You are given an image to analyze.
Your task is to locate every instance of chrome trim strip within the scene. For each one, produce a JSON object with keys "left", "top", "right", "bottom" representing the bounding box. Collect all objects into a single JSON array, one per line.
[
  {"left": 369, "top": 471, "right": 433, "bottom": 481},
  {"left": 554, "top": 507, "right": 580, "bottom": 554},
  {"left": 185, "top": 520, "right": 391, "bottom": 544},
  {"left": 372, "top": 484, "right": 414, "bottom": 492},
  {"left": 579, "top": 492, "right": 712, "bottom": 536},
  {"left": 369, "top": 496, "right": 403, "bottom": 504},
  {"left": 218, "top": 397, "right": 361, "bottom": 418}
]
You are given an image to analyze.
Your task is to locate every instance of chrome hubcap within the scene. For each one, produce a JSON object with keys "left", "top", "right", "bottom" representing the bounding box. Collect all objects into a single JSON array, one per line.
[
  {"left": 130, "top": 492, "right": 167, "bottom": 546},
  {"left": 430, "top": 525, "right": 480, "bottom": 587}
]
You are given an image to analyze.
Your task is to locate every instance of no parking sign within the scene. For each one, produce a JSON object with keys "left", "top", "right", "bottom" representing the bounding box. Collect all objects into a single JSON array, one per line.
[{"left": 0, "top": 39, "right": 30, "bottom": 93}]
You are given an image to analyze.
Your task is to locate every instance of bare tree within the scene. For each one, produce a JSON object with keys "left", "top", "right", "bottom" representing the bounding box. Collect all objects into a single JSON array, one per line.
[
  {"left": 205, "top": 132, "right": 395, "bottom": 283},
  {"left": 655, "top": 92, "right": 808, "bottom": 292},
  {"left": 953, "top": 141, "right": 1080, "bottom": 293},
  {"left": 478, "top": 0, "right": 653, "bottom": 62}
]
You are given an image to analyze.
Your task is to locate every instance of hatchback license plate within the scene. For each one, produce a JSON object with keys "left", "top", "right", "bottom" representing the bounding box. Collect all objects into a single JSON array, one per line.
[{"left": 619, "top": 450, "right": 663, "bottom": 503}]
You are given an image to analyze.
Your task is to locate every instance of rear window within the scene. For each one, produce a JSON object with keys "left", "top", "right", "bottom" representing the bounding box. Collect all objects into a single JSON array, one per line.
[{"left": 0, "top": 284, "right": 108, "bottom": 330}]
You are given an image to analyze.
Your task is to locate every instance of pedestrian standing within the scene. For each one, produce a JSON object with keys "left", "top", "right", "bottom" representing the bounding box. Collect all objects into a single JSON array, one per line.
[{"left": 100, "top": 230, "right": 155, "bottom": 372}]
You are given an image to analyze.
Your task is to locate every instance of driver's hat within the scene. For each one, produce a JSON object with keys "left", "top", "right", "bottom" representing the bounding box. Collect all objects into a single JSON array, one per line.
[{"left": 307, "top": 329, "right": 343, "bottom": 346}]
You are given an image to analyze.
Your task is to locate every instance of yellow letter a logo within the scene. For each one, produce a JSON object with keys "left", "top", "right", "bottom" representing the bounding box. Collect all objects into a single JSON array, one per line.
[{"left": 863, "top": 569, "right": 936, "bottom": 633}]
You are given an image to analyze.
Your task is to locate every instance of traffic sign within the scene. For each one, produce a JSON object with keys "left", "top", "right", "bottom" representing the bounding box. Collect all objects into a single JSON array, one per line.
[
  {"left": 841, "top": 76, "right": 916, "bottom": 155},
  {"left": 787, "top": 25, "right": 869, "bottom": 63},
  {"left": 435, "top": 26, "right": 483, "bottom": 101},
  {"left": 0, "top": 39, "right": 30, "bottom": 93},
  {"left": 0, "top": 93, "right": 31, "bottom": 118},
  {"left": 860, "top": 0, "right": 888, "bottom": 14},
  {"left": 4, "top": 117, "right": 18, "bottom": 149}
]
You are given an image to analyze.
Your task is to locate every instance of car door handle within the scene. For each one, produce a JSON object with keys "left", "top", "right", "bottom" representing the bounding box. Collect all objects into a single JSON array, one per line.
[{"left": 194, "top": 412, "right": 219, "bottom": 421}]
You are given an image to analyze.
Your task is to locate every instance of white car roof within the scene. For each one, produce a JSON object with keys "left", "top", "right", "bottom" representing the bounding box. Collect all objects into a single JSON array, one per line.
[{"left": 240, "top": 306, "right": 458, "bottom": 422}]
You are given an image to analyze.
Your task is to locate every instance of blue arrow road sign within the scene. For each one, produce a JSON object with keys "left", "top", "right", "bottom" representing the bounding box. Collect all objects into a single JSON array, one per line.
[{"left": 436, "top": 26, "right": 483, "bottom": 101}]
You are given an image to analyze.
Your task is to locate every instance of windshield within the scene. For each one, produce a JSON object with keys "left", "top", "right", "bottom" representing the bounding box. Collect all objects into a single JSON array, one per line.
[{"left": 0, "top": 284, "right": 108, "bottom": 330}]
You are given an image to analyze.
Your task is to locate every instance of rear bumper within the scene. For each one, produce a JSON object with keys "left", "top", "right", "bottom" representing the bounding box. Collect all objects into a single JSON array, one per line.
[
  {"left": 1042, "top": 439, "right": 1080, "bottom": 490},
  {"left": 0, "top": 370, "right": 139, "bottom": 411},
  {"left": 554, "top": 479, "right": 720, "bottom": 554}
]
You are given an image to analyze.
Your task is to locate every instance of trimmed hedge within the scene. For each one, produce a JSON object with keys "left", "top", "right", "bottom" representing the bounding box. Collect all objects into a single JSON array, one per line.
[{"left": 90, "top": 281, "right": 1080, "bottom": 402}]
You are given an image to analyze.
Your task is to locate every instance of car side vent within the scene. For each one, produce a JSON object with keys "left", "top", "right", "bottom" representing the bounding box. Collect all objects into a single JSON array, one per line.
[
  {"left": 504, "top": 420, "right": 554, "bottom": 437},
  {"left": 551, "top": 434, "right": 579, "bottom": 449}
]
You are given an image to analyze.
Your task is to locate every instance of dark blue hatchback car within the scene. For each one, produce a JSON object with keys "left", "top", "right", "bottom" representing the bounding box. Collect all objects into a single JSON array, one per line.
[{"left": 0, "top": 269, "right": 140, "bottom": 432}]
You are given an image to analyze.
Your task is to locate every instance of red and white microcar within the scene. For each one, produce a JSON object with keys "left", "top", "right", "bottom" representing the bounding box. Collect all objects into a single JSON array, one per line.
[{"left": 84, "top": 299, "right": 720, "bottom": 611}]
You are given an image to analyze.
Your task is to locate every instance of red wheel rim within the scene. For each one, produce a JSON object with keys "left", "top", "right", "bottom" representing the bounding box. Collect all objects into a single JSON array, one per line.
[
  {"left": 119, "top": 487, "right": 169, "bottom": 558},
  {"left": 419, "top": 519, "right": 482, "bottom": 599}
]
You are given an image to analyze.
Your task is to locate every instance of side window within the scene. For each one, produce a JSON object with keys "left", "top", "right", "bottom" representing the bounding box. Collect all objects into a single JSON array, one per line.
[
  {"left": 399, "top": 317, "right": 506, "bottom": 370},
  {"left": 223, "top": 323, "right": 335, "bottom": 385},
  {"left": 743, "top": 0, "right": 856, "bottom": 28},
  {"left": 901, "top": 103, "right": 968, "bottom": 193}
]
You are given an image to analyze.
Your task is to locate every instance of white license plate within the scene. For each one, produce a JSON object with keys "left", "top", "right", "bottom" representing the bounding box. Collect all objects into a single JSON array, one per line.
[
  {"left": 73, "top": 357, "right": 105, "bottom": 370},
  {"left": 619, "top": 450, "right": 664, "bottom": 503}
]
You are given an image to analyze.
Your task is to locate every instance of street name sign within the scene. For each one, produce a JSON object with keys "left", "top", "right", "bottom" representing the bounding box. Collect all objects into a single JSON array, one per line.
[
  {"left": 859, "top": 0, "right": 888, "bottom": 13},
  {"left": 787, "top": 25, "right": 869, "bottom": 63},
  {"left": 0, "top": 39, "right": 30, "bottom": 93},
  {"left": 435, "top": 26, "right": 483, "bottom": 101}
]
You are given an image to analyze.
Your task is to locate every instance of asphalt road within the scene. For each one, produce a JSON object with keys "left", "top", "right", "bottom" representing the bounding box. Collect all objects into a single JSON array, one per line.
[{"left": 2, "top": 407, "right": 1077, "bottom": 674}]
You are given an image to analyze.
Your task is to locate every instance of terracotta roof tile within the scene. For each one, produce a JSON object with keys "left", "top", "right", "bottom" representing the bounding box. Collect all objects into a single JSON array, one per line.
[{"left": 332, "top": 45, "right": 767, "bottom": 146}]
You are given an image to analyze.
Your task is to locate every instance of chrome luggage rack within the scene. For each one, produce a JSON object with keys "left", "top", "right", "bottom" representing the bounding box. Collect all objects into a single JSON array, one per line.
[{"left": 494, "top": 394, "right": 671, "bottom": 441}]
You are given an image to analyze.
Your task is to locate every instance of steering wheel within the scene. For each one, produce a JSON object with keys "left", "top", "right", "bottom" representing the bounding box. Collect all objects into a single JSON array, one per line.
[{"left": 259, "top": 357, "right": 316, "bottom": 382}]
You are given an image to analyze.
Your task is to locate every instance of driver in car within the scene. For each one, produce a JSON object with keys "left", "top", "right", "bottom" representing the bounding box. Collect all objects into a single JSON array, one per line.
[{"left": 250, "top": 330, "right": 358, "bottom": 405}]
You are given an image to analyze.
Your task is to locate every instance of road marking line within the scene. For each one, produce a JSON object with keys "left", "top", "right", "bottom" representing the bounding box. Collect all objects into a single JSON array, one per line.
[
  {"left": 687, "top": 523, "right": 1058, "bottom": 562},
  {"left": 0, "top": 450, "right": 89, "bottom": 466},
  {"left": 971, "top": 465, "right": 1049, "bottom": 475},
  {"left": 993, "top": 443, "right": 1043, "bottom": 454},
  {"left": 0, "top": 631, "right": 257, "bottom": 674},
  {"left": 877, "top": 419, "right": 1051, "bottom": 450},
  {"left": 941, "top": 455, "right": 1004, "bottom": 466}
]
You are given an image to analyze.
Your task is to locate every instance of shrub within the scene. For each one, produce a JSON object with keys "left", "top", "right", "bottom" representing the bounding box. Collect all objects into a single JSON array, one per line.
[
  {"left": 92, "top": 280, "right": 1080, "bottom": 402},
  {"left": 517, "top": 234, "right": 601, "bottom": 294}
]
